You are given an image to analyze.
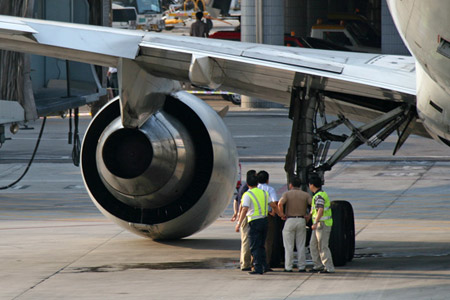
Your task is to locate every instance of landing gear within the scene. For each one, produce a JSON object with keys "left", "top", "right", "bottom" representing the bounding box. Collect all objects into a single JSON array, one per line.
[{"left": 285, "top": 81, "right": 414, "bottom": 266}]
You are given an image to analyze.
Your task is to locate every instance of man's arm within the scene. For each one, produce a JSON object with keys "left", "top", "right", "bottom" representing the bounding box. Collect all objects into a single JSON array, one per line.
[
  {"left": 305, "top": 195, "right": 312, "bottom": 222},
  {"left": 269, "top": 201, "right": 278, "bottom": 215},
  {"left": 235, "top": 207, "right": 249, "bottom": 232},
  {"left": 268, "top": 187, "right": 278, "bottom": 215},
  {"left": 311, "top": 207, "right": 324, "bottom": 230},
  {"left": 231, "top": 199, "right": 239, "bottom": 221},
  {"left": 277, "top": 200, "right": 286, "bottom": 220},
  {"left": 232, "top": 184, "right": 247, "bottom": 221}
]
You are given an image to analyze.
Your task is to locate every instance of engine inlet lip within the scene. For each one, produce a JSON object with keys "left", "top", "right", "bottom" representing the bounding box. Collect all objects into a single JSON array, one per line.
[{"left": 102, "top": 128, "right": 153, "bottom": 179}]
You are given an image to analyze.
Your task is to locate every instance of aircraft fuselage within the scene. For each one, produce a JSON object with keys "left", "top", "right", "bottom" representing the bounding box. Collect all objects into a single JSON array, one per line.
[{"left": 388, "top": 0, "right": 450, "bottom": 143}]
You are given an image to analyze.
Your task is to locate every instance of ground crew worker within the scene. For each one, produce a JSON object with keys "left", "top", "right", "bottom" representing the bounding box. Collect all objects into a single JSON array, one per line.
[
  {"left": 231, "top": 170, "right": 256, "bottom": 271},
  {"left": 307, "top": 174, "right": 335, "bottom": 273},
  {"left": 278, "top": 177, "right": 311, "bottom": 272},
  {"left": 235, "top": 175, "right": 277, "bottom": 274}
]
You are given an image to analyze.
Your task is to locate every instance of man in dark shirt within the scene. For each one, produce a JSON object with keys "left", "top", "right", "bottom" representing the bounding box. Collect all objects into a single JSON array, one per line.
[{"left": 190, "top": 11, "right": 208, "bottom": 37}]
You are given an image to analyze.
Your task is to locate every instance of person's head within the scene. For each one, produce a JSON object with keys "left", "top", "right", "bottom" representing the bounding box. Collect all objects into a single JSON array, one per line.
[
  {"left": 257, "top": 170, "right": 269, "bottom": 184},
  {"left": 308, "top": 174, "right": 322, "bottom": 191},
  {"left": 246, "top": 170, "right": 256, "bottom": 182},
  {"left": 247, "top": 175, "right": 258, "bottom": 188},
  {"left": 290, "top": 177, "right": 301, "bottom": 189},
  {"left": 195, "top": 11, "right": 203, "bottom": 20}
]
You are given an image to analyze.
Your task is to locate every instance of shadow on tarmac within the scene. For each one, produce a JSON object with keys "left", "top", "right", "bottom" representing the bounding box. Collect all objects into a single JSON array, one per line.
[{"left": 155, "top": 238, "right": 241, "bottom": 251}]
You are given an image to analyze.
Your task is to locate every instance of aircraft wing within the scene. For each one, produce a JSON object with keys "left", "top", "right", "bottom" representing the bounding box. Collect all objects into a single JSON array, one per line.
[{"left": 0, "top": 15, "right": 417, "bottom": 125}]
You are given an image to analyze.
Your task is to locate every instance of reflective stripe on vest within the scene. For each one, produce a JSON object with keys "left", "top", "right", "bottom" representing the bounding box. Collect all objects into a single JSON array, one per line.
[
  {"left": 312, "top": 191, "right": 333, "bottom": 227},
  {"left": 246, "top": 188, "right": 268, "bottom": 222}
]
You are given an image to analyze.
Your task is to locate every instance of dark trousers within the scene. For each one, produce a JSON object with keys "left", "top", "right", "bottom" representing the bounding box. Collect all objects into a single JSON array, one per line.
[
  {"left": 249, "top": 217, "right": 268, "bottom": 274},
  {"left": 266, "top": 214, "right": 284, "bottom": 267}
]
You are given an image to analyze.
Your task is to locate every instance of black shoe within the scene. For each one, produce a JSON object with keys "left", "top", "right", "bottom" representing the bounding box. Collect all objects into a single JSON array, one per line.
[
  {"left": 298, "top": 269, "right": 306, "bottom": 273},
  {"left": 283, "top": 269, "right": 293, "bottom": 272},
  {"left": 319, "top": 269, "right": 335, "bottom": 274},
  {"left": 308, "top": 267, "right": 324, "bottom": 273},
  {"left": 264, "top": 268, "right": 273, "bottom": 273},
  {"left": 248, "top": 271, "right": 263, "bottom": 275},
  {"left": 241, "top": 267, "right": 252, "bottom": 271}
]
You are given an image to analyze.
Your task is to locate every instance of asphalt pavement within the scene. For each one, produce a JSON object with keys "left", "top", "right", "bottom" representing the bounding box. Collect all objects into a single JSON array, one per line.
[{"left": 1, "top": 98, "right": 450, "bottom": 299}]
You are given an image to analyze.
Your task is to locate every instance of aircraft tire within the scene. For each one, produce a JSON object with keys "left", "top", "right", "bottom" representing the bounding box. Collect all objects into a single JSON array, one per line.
[
  {"left": 329, "top": 200, "right": 355, "bottom": 266},
  {"left": 221, "top": 94, "right": 241, "bottom": 105}
]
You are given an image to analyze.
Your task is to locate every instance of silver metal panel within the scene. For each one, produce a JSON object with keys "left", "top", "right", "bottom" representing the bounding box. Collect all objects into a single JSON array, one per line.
[
  {"left": 188, "top": 54, "right": 225, "bottom": 89},
  {"left": 119, "top": 58, "right": 181, "bottom": 128},
  {"left": 0, "top": 15, "right": 144, "bottom": 66},
  {"left": 141, "top": 33, "right": 246, "bottom": 57},
  {"left": 241, "top": 46, "right": 344, "bottom": 73},
  {"left": 0, "top": 18, "right": 37, "bottom": 36},
  {"left": 0, "top": 100, "right": 25, "bottom": 124},
  {"left": 30, "top": 22, "right": 142, "bottom": 60}
]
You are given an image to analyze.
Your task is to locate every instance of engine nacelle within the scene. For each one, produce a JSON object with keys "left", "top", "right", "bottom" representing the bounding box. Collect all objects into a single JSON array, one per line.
[{"left": 81, "top": 91, "right": 237, "bottom": 239}]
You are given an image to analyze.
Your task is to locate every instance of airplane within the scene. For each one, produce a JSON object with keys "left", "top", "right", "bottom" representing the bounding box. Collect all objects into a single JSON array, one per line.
[{"left": 0, "top": 0, "right": 448, "bottom": 267}]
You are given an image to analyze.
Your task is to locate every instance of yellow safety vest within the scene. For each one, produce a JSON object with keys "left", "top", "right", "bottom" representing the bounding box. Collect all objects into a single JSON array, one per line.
[
  {"left": 312, "top": 190, "right": 333, "bottom": 227},
  {"left": 243, "top": 188, "right": 269, "bottom": 222}
]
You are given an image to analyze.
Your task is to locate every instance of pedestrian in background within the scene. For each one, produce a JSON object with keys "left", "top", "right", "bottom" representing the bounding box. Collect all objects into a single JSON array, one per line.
[
  {"left": 190, "top": 11, "right": 208, "bottom": 37},
  {"left": 107, "top": 67, "right": 118, "bottom": 99}
]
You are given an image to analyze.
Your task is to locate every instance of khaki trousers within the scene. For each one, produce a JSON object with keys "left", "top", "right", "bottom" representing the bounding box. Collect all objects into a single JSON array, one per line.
[
  {"left": 282, "top": 218, "right": 306, "bottom": 270},
  {"left": 240, "top": 217, "right": 252, "bottom": 269},
  {"left": 309, "top": 221, "right": 335, "bottom": 272}
]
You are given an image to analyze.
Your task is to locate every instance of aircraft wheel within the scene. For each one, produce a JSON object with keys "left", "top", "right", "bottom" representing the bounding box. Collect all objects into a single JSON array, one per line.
[
  {"left": 221, "top": 94, "right": 241, "bottom": 105},
  {"left": 329, "top": 200, "right": 355, "bottom": 266}
]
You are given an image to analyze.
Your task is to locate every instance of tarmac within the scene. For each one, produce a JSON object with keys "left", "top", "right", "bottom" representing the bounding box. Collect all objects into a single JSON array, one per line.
[{"left": 1, "top": 100, "right": 450, "bottom": 299}]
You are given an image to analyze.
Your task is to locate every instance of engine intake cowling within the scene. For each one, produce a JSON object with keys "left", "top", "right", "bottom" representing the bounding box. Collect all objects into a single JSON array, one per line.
[{"left": 81, "top": 91, "right": 237, "bottom": 239}]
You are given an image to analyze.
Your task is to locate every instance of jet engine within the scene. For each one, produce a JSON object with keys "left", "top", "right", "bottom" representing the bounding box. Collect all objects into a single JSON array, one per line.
[{"left": 81, "top": 91, "right": 237, "bottom": 239}]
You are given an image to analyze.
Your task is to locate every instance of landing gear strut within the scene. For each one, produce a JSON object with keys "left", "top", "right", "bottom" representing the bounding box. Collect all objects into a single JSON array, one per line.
[{"left": 284, "top": 82, "right": 414, "bottom": 266}]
